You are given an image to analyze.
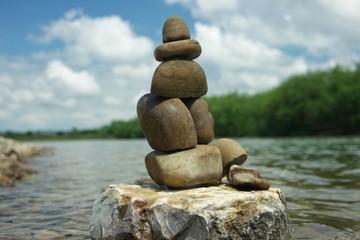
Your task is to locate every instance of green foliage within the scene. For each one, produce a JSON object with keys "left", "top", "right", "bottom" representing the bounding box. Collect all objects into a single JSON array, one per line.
[
  {"left": 208, "top": 64, "right": 360, "bottom": 136},
  {"left": 107, "top": 118, "right": 144, "bottom": 138}
]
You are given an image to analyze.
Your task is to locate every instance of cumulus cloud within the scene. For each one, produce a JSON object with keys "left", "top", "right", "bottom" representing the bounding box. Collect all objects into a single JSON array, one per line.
[
  {"left": 1, "top": 9, "right": 156, "bottom": 131},
  {"left": 103, "top": 96, "right": 122, "bottom": 106},
  {"left": 45, "top": 59, "right": 100, "bottom": 95},
  {"left": 2, "top": 3, "right": 360, "bottom": 131},
  {"left": 32, "top": 9, "right": 153, "bottom": 65},
  {"left": 166, "top": 0, "right": 360, "bottom": 93}
]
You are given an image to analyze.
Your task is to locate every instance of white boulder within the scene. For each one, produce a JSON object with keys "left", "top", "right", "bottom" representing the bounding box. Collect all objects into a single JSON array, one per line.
[{"left": 90, "top": 178, "right": 290, "bottom": 239}]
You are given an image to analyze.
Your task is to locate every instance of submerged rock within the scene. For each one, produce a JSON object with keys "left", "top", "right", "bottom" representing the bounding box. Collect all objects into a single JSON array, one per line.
[{"left": 90, "top": 179, "right": 290, "bottom": 240}]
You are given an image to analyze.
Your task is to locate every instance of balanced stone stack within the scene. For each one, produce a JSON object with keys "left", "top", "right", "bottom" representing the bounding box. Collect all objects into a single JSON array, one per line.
[
  {"left": 137, "top": 16, "right": 270, "bottom": 190},
  {"left": 137, "top": 16, "right": 220, "bottom": 189}
]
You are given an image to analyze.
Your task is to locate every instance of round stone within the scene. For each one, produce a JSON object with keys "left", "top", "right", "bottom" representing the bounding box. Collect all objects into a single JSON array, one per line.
[
  {"left": 137, "top": 93, "right": 197, "bottom": 152},
  {"left": 162, "top": 16, "right": 190, "bottom": 43},
  {"left": 145, "top": 145, "right": 223, "bottom": 188},
  {"left": 182, "top": 98, "right": 214, "bottom": 144},
  {"left": 151, "top": 60, "right": 208, "bottom": 98},
  {"left": 210, "top": 138, "right": 247, "bottom": 176},
  {"left": 227, "top": 165, "right": 271, "bottom": 190},
  {"left": 154, "top": 39, "right": 201, "bottom": 62}
]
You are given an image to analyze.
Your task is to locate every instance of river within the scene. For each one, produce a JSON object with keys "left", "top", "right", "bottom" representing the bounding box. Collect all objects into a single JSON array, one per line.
[{"left": 0, "top": 137, "right": 359, "bottom": 239}]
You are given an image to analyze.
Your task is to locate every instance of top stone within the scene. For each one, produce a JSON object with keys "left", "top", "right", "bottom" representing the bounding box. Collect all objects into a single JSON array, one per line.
[{"left": 162, "top": 16, "right": 190, "bottom": 43}]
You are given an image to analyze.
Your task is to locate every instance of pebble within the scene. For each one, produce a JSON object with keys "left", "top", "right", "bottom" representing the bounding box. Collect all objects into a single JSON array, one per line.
[
  {"left": 154, "top": 39, "right": 202, "bottom": 62},
  {"left": 210, "top": 138, "right": 247, "bottom": 175},
  {"left": 145, "top": 145, "right": 223, "bottom": 188},
  {"left": 137, "top": 93, "right": 197, "bottom": 151},
  {"left": 182, "top": 98, "right": 214, "bottom": 144},
  {"left": 227, "top": 165, "right": 270, "bottom": 190},
  {"left": 162, "top": 16, "right": 191, "bottom": 43},
  {"left": 151, "top": 60, "right": 207, "bottom": 98}
]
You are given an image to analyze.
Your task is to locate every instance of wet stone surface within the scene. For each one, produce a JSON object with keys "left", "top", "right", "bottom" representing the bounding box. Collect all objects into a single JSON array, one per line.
[{"left": 227, "top": 165, "right": 271, "bottom": 190}]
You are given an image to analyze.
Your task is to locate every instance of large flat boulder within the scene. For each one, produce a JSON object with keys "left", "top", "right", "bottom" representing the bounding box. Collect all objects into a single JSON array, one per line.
[{"left": 90, "top": 179, "right": 290, "bottom": 240}]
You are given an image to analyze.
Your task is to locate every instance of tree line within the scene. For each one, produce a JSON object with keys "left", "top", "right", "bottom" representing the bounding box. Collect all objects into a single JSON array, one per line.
[
  {"left": 3, "top": 64, "right": 360, "bottom": 139},
  {"left": 207, "top": 64, "right": 360, "bottom": 136},
  {"left": 108, "top": 64, "right": 359, "bottom": 137}
]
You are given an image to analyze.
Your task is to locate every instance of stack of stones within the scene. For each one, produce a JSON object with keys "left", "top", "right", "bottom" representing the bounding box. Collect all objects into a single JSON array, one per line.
[{"left": 137, "top": 16, "right": 270, "bottom": 190}]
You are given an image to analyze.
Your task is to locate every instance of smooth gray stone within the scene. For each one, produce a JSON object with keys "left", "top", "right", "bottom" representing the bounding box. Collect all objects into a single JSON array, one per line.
[
  {"left": 211, "top": 138, "right": 247, "bottom": 175},
  {"left": 154, "top": 39, "right": 201, "bottom": 62},
  {"left": 162, "top": 16, "right": 191, "bottom": 43},
  {"left": 151, "top": 60, "right": 207, "bottom": 98},
  {"left": 137, "top": 93, "right": 197, "bottom": 151},
  {"left": 227, "top": 165, "right": 271, "bottom": 190},
  {"left": 182, "top": 98, "right": 214, "bottom": 144},
  {"left": 145, "top": 145, "right": 223, "bottom": 189}
]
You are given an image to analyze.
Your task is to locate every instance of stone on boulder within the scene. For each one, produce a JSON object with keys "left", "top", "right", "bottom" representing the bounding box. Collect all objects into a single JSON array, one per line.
[
  {"left": 154, "top": 39, "right": 202, "bottom": 62},
  {"left": 182, "top": 98, "right": 214, "bottom": 144},
  {"left": 151, "top": 60, "right": 207, "bottom": 98},
  {"left": 145, "top": 145, "right": 222, "bottom": 188},
  {"left": 162, "top": 16, "right": 190, "bottom": 43},
  {"left": 211, "top": 138, "right": 248, "bottom": 175},
  {"left": 228, "top": 165, "right": 271, "bottom": 190},
  {"left": 137, "top": 94, "right": 197, "bottom": 151},
  {"left": 90, "top": 179, "right": 291, "bottom": 240}
]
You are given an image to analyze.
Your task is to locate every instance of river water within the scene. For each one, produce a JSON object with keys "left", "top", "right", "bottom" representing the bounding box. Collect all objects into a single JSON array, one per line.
[{"left": 0, "top": 137, "right": 359, "bottom": 239}]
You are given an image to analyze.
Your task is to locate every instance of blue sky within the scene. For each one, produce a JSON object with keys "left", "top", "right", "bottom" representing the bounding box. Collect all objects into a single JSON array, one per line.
[
  {"left": 0, "top": 0, "right": 193, "bottom": 55},
  {"left": 1, "top": 0, "right": 360, "bottom": 131}
]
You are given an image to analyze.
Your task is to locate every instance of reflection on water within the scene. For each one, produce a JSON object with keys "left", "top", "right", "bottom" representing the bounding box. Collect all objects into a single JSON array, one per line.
[{"left": 0, "top": 137, "right": 359, "bottom": 239}]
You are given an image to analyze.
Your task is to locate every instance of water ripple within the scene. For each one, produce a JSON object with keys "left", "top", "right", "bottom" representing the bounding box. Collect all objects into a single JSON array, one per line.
[{"left": 0, "top": 137, "right": 359, "bottom": 239}]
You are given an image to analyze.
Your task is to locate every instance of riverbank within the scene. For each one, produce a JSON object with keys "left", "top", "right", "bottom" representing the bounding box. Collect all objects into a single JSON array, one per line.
[{"left": 0, "top": 136, "right": 47, "bottom": 186}]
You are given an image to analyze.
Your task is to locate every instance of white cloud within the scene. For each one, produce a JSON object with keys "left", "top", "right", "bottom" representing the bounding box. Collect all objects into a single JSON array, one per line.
[
  {"left": 194, "top": 22, "right": 308, "bottom": 93},
  {"left": 103, "top": 96, "right": 122, "bottom": 106},
  {"left": 0, "top": 9, "right": 156, "bottom": 131},
  {"left": 62, "top": 98, "right": 77, "bottom": 108},
  {"left": 32, "top": 9, "right": 153, "bottom": 65},
  {"left": 2, "top": 3, "right": 360, "bottom": 131},
  {"left": 319, "top": 0, "right": 360, "bottom": 20},
  {"left": 166, "top": 0, "right": 360, "bottom": 93},
  {"left": 0, "top": 74, "right": 12, "bottom": 85},
  {"left": 112, "top": 63, "right": 154, "bottom": 81},
  {"left": 45, "top": 59, "right": 100, "bottom": 95},
  {"left": 11, "top": 89, "right": 35, "bottom": 102}
]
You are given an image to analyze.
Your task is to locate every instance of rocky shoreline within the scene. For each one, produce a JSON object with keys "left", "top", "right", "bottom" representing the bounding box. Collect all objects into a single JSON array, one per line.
[{"left": 0, "top": 136, "right": 46, "bottom": 186}]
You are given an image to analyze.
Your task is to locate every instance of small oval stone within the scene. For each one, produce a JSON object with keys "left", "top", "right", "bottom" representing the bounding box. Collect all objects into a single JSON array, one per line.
[
  {"left": 182, "top": 98, "right": 214, "bottom": 144},
  {"left": 137, "top": 93, "right": 197, "bottom": 151},
  {"left": 227, "top": 165, "right": 270, "bottom": 190},
  {"left": 145, "top": 145, "right": 223, "bottom": 188},
  {"left": 154, "top": 39, "right": 201, "bottom": 62},
  {"left": 151, "top": 60, "right": 208, "bottom": 98},
  {"left": 162, "top": 16, "right": 191, "bottom": 43},
  {"left": 211, "top": 138, "right": 247, "bottom": 176}
]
